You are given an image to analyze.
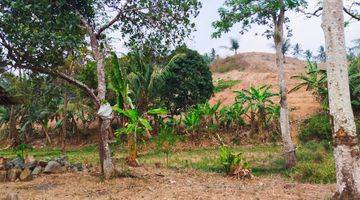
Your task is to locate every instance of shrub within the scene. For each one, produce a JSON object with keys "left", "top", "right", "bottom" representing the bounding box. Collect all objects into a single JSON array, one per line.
[
  {"left": 298, "top": 113, "right": 332, "bottom": 143},
  {"left": 219, "top": 146, "right": 250, "bottom": 175},
  {"left": 153, "top": 125, "right": 182, "bottom": 166},
  {"left": 160, "top": 46, "right": 214, "bottom": 114},
  {"left": 214, "top": 79, "right": 241, "bottom": 93}
]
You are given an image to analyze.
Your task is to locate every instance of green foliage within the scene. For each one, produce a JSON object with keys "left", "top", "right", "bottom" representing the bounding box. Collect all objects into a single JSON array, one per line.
[
  {"left": 290, "top": 61, "right": 328, "bottom": 108},
  {"left": 235, "top": 85, "right": 279, "bottom": 136},
  {"left": 153, "top": 125, "right": 182, "bottom": 165},
  {"left": 298, "top": 113, "right": 332, "bottom": 144},
  {"left": 13, "top": 143, "right": 33, "bottom": 160},
  {"left": 349, "top": 57, "right": 360, "bottom": 113},
  {"left": 290, "top": 142, "right": 335, "bottom": 184},
  {"left": 214, "top": 79, "right": 241, "bottom": 93},
  {"left": 219, "top": 146, "right": 250, "bottom": 175},
  {"left": 160, "top": 46, "right": 214, "bottom": 114},
  {"left": 212, "top": 0, "right": 307, "bottom": 39},
  {"left": 218, "top": 104, "right": 246, "bottom": 129}
]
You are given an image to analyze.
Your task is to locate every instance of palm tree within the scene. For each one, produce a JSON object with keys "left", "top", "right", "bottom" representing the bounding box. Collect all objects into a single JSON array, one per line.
[
  {"left": 317, "top": 45, "right": 326, "bottom": 62},
  {"left": 221, "top": 38, "right": 240, "bottom": 55},
  {"left": 292, "top": 43, "right": 303, "bottom": 58},
  {"left": 304, "top": 49, "right": 313, "bottom": 60}
]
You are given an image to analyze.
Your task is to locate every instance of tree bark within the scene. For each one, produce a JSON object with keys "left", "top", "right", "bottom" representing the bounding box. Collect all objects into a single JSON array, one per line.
[
  {"left": 89, "top": 27, "right": 115, "bottom": 180},
  {"left": 322, "top": 0, "right": 360, "bottom": 198},
  {"left": 9, "top": 105, "right": 19, "bottom": 147},
  {"left": 61, "top": 92, "right": 68, "bottom": 154},
  {"left": 273, "top": 5, "right": 297, "bottom": 169}
]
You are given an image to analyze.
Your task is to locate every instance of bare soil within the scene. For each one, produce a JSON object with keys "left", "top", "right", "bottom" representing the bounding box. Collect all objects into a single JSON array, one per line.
[{"left": 0, "top": 166, "right": 335, "bottom": 200}]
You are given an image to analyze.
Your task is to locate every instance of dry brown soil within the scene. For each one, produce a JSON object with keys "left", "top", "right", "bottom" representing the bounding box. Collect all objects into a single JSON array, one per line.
[{"left": 0, "top": 166, "right": 335, "bottom": 200}]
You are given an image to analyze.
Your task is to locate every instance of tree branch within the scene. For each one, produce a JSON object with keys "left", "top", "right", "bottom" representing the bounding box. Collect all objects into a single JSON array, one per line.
[{"left": 343, "top": 7, "right": 360, "bottom": 21}]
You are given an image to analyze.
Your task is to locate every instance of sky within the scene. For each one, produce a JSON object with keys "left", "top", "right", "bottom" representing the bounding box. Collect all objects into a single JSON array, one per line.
[{"left": 184, "top": 0, "right": 360, "bottom": 57}]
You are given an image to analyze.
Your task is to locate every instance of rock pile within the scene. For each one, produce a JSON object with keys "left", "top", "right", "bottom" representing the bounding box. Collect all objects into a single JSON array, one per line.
[{"left": 0, "top": 155, "right": 87, "bottom": 182}]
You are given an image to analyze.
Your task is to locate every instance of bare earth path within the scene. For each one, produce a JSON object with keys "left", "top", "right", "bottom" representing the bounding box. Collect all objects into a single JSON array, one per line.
[{"left": 0, "top": 166, "right": 335, "bottom": 200}]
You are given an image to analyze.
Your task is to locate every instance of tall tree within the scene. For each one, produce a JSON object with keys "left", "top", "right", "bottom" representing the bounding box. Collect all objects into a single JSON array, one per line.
[
  {"left": 210, "top": 48, "right": 216, "bottom": 62},
  {"left": 322, "top": 0, "right": 360, "bottom": 198},
  {"left": 292, "top": 43, "right": 303, "bottom": 58},
  {"left": 317, "top": 45, "right": 326, "bottom": 62},
  {"left": 0, "top": 0, "right": 201, "bottom": 179},
  {"left": 212, "top": 0, "right": 305, "bottom": 168}
]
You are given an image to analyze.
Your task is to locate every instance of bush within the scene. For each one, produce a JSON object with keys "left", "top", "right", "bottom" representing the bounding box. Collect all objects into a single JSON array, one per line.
[
  {"left": 349, "top": 57, "right": 360, "bottom": 113},
  {"left": 219, "top": 146, "right": 250, "bottom": 175},
  {"left": 214, "top": 79, "right": 241, "bottom": 93},
  {"left": 298, "top": 113, "right": 332, "bottom": 143},
  {"left": 160, "top": 46, "right": 214, "bottom": 114},
  {"left": 290, "top": 142, "right": 335, "bottom": 184}
]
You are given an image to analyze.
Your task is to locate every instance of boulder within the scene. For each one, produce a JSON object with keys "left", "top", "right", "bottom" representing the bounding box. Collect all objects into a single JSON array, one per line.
[
  {"left": 7, "top": 168, "right": 22, "bottom": 182},
  {"left": 74, "top": 163, "right": 84, "bottom": 171},
  {"left": 38, "top": 160, "right": 48, "bottom": 168},
  {"left": 24, "top": 155, "right": 35, "bottom": 164},
  {"left": 19, "top": 168, "right": 32, "bottom": 181},
  {"left": 0, "top": 170, "right": 7, "bottom": 182},
  {"left": 53, "top": 155, "right": 68, "bottom": 166},
  {"left": 43, "top": 161, "right": 62, "bottom": 174},
  {"left": 31, "top": 166, "right": 42, "bottom": 176},
  {"left": 6, "top": 157, "right": 25, "bottom": 169}
]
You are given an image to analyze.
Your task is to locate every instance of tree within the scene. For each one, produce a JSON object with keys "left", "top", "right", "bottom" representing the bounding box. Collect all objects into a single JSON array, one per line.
[
  {"left": 292, "top": 43, "right": 303, "bottom": 58},
  {"left": 160, "top": 46, "right": 214, "bottom": 115},
  {"left": 321, "top": 0, "right": 360, "bottom": 198},
  {"left": 230, "top": 38, "right": 240, "bottom": 55},
  {"left": 210, "top": 48, "right": 217, "bottom": 62},
  {"left": 0, "top": 0, "right": 202, "bottom": 179},
  {"left": 304, "top": 49, "right": 313, "bottom": 60},
  {"left": 212, "top": 0, "right": 304, "bottom": 168},
  {"left": 317, "top": 45, "right": 326, "bottom": 62}
]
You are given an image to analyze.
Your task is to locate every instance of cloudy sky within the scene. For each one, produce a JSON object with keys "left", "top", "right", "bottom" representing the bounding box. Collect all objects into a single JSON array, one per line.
[{"left": 184, "top": 0, "right": 360, "bottom": 57}]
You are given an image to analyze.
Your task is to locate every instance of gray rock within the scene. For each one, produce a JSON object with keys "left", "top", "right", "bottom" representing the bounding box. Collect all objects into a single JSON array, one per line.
[
  {"left": 0, "top": 170, "right": 7, "bottom": 182},
  {"left": 7, "top": 157, "right": 25, "bottom": 169},
  {"left": 38, "top": 160, "right": 48, "bottom": 168},
  {"left": 53, "top": 155, "right": 68, "bottom": 166},
  {"left": 74, "top": 163, "right": 84, "bottom": 171},
  {"left": 7, "top": 168, "right": 21, "bottom": 182},
  {"left": 43, "top": 161, "right": 62, "bottom": 174},
  {"left": 19, "top": 168, "right": 32, "bottom": 182},
  {"left": 31, "top": 166, "right": 42, "bottom": 176}
]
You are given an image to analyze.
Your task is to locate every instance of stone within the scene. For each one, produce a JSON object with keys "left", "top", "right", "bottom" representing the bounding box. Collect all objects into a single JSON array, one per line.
[
  {"left": 19, "top": 168, "right": 32, "bottom": 181},
  {"left": 53, "top": 155, "right": 68, "bottom": 166},
  {"left": 7, "top": 157, "right": 25, "bottom": 169},
  {"left": 0, "top": 164, "right": 4, "bottom": 170},
  {"left": 7, "top": 168, "right": 21, "bottom": 182},
  {"left": 4, "top": 193, "right": 20, "bottom": 200},
  {"left": 38, "top": 160, "right": 48, "bottom": 168},
  {"left": 24, "top": 161, "right": 37, "bottom": 171},
  {"left": 74, "top": 163, "right": 83, "bottom": 171},
  {"left": 31, "top": 166, "right": 42, "bottom": 176},
  {"left": 0, "top": 170, "right": 7, "bottom": 182},
  {"left": 43, "top": 161, "right": 62, "bottom": 174}
]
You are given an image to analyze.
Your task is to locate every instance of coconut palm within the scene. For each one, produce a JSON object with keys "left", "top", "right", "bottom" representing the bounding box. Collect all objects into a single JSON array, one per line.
[{"left": 292, "top": 43, "right": 303, "bottom": 58}]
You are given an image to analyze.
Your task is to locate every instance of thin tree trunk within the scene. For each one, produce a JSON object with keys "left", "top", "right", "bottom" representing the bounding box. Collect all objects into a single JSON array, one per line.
[
  {"left": 42, "top": 124, "right": 52, "bottom": 145},
  {"left": 90, "top": 32, "right": 115, "bottom": 179},
  {"left": 273, "top": 5, "right": 297, "bottom": 169},
  {"left": 9, "top": 105, "right": 19, "bottom": 147},
  {"left": 322, "top": 0, "right": 360, "bottom": 198},
  {"left": 61, "top": 93, "right": 68, "bottom": 154}
]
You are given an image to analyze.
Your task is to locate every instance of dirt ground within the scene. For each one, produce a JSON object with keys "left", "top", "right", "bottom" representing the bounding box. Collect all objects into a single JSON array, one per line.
[{"left": 0, "top": 166, "right": 335, "bottom": 200}]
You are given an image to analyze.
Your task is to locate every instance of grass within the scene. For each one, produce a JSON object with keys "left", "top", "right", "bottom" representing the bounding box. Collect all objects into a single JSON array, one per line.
[
  {"left": 214, "top": 79, "right": 241, "bottom": 93},
  {"left": 0, "top": 142, "right": 336, "bottom": 184}
]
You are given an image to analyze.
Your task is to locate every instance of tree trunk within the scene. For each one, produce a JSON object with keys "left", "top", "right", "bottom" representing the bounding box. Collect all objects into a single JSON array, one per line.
[
  {"left": 89, "top": 31, "right": 114, "bottom": 179},
  {"left": 322, "top": 0, "right": 360, "bottom": 198},
  {"left": 9, "top": 105, "right": 19, "bottom": 147},
  {"left": 42, "top": 123, "right": 52, "bottom": 145},
  {"left": 273, "top": 6, "right": 297, "bottom": 169},
  {"left": 61, "top": 93, "right": 68, "bottom": 154}
]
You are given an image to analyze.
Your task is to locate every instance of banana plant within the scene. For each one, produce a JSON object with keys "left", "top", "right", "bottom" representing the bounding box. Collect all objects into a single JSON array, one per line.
[
  {"left": 197, "top": 101, "right": 221, "bottom": 125},
  {"left": 290, "top": 61, "right": 328, "bottom": 109},
  {"left": 113, "top": 106, "right": 167, "bottom": 166},
  {"left": 183, "top": 110, "right": 201, "bottom": 137},
  {"left": 234, "top": 85, "right": 278, "bottom": 137},
  {"left": 218, "top": 103, "right": 246, "bottom": 130}
]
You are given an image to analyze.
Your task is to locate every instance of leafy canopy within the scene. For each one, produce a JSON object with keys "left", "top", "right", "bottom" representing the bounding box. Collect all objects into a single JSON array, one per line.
[{"left": 212, "top": 0, "right": 307, "bottom": 39}]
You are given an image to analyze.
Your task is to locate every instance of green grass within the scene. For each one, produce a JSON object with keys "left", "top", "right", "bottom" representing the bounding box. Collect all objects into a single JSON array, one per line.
[
  {"left": 0, "top": 142, "right": 336, "bottom": 183},
  {"left": 214, "top": 79, "right": 241, "bottom": 93}
]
